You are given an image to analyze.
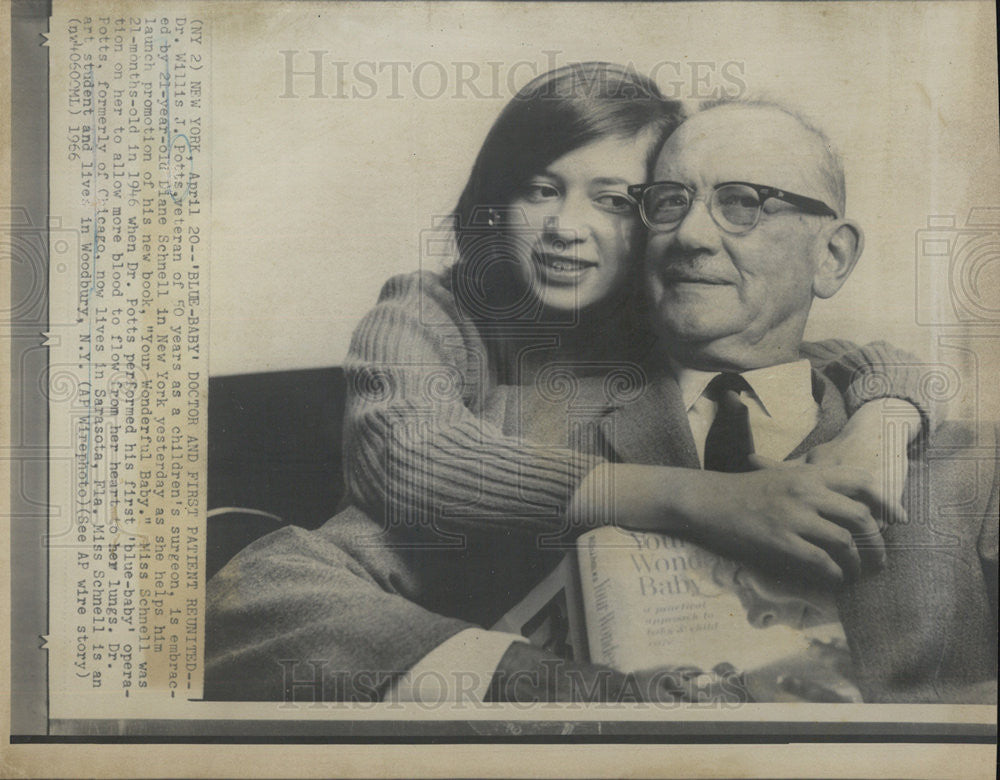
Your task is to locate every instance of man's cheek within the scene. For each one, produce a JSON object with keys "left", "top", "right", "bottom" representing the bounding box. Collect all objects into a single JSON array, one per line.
[{"left": 644, "top": 235, "right": 673, "bottom": 266}]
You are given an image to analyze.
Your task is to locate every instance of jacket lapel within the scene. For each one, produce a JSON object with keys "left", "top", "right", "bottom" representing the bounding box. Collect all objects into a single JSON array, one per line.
[
  {"left": 787, "top": 371, "right": 849, "bottom": 459},
  {"left": 601, "top": 369, "right": 701, "bottom": 468}
]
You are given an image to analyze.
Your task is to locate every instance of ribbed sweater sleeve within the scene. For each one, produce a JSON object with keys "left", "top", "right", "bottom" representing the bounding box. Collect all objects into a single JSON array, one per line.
[
  {"left": 342, "top": 271, "right": 603, "bottom": 533},
  {"left": 801, "top": 338, "right": 934, "bottom": 435}
]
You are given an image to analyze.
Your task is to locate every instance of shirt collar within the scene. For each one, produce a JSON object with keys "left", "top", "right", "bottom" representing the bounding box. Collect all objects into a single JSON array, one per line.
[
  {"left": 670, "top": 359, "right": 721, "bottom": 412},
  {"left": 742, "top": 359, "right": 815, "bottom": 419},
  {"left": 670, "top": 358, "right": 815, "bottom": 419}
]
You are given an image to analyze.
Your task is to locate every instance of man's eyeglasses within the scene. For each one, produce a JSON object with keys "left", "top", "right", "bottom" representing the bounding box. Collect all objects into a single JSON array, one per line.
[{"left": 626, "top": 181, "right": 838, "bottom": 235}]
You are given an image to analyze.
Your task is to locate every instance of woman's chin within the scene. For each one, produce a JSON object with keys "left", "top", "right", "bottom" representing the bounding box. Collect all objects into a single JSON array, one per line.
[
  {"left": 534, "top": 288, "right": 591, "bottom": 317},
  {"left": 535, "top": 286, "right": 627, "bottom": 320}
]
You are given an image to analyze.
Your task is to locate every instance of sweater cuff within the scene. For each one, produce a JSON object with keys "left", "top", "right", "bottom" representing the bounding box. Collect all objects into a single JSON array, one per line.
[
  {"left": 842, "top": 370, "right": 932, "bottom": 440},
  {"left": 815, "top": 341, "right": 935, "bottom": 438}
]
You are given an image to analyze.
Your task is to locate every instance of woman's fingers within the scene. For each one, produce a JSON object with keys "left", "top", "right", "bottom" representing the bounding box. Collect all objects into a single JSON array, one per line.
[
  {"left": 752, "top": 455, "right": 907, "bottom": 529},
  {"left": 853, "top": 480, "right": 907, "bottom": 529},
  {"left": 752, "top": 456, "right": 906, "bottom": 534},
  {"left": 700, "top": 465, "right": 897, "bottom": 584},
  {"left": 822, "top": 466, "right": 907, "bottom": 528},
  {"left": 769, "top": 531, "right": 847, "bottom": 586},
  {"left": 811, "top": 492, "right": 886, "bottom": 569},
  {"left": 799, "top": 520, "right": 863, "bottom": 582},
  {"left": 749, "top": 503, "right": 865, "bottom": 584}
]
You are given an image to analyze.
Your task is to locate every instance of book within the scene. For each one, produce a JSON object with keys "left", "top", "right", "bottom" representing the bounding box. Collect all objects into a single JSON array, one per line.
[{"left": 493, "top": 525, "right": 862, "bottom": 702}]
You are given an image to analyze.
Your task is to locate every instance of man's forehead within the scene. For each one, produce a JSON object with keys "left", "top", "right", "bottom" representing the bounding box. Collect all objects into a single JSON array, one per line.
[{"left": 655, "top": 106, "right": 827, "bottom": 192}]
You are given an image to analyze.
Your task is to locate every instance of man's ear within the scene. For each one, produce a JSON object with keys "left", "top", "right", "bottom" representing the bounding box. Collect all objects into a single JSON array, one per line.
[{"left": 813, "top": 219, "right": 864, "bottom": 299}]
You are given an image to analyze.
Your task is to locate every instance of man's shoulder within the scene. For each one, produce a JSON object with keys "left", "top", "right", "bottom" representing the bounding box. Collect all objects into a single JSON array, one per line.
[
  {"left": 909, "top": 418, "right": 1000, "bottom": 533},
  {"left": 920, "top": 417, "right": 999, "bottom": 486},
  {"left": 927, "top": 418, "right": 999, "bottom": 450}
]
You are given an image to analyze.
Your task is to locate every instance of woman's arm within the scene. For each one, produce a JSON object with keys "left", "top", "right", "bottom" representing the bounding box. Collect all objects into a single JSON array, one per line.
[
  {"left": 569, "top": 461, "right": 891, "bottom": 586},
  {"left": 802, "top": 338, "right": 933, "bottom": 435},
  {"left": 342, "top": 271, "right": 603, "bottom": 535},
  {"left": 564, "top": 340, "right": 930, "bottom": 583},
  {"left": 343, "top": 279, "right": 923, "bottom": 569},
  {"left": 802, "top": 339, "right": 931, "bottom": 505}
]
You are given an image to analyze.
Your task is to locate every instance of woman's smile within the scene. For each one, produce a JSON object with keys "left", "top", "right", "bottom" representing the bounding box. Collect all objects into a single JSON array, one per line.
[{"left": 531, "top": 249, "right": 599, "bottom": 283}]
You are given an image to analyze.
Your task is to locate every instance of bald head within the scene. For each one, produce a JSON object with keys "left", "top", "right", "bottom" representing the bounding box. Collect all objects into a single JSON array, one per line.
[
  {"left": 643, "top": 99, "right": 864, "bottom": 371},
  {"left": 661, "top": 101, "right": 846, "bottom": 216}
]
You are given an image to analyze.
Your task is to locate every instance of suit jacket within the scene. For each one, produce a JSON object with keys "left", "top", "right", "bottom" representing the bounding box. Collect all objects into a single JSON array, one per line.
[
  {"left": 206, "top": 366, "right": 998, "bottom": 703},
  {"left": 838, "top": 419, "right": 998, "bottom": 702}
]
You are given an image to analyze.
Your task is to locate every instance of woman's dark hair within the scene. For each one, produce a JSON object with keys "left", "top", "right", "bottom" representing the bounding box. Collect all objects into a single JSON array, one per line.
[{"left": 449, "top": 62, "right": 683, "bottom": 323}]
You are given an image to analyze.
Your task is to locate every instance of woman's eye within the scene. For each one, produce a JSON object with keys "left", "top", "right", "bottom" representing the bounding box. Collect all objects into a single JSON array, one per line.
[
  {"left": 520, "top": 183, "right": 560, "bottom": 202},
  {"left": 594, "top": 193, "right": 636, "bottom": 213}
]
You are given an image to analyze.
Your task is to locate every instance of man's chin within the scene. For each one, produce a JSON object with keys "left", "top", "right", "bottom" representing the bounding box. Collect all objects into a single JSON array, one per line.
[
  {"left": 654, "top": 316, "right": 754, "bottom": 371},
  {"left": 656, "top": 312, "right": 744, "bottom": 346}
]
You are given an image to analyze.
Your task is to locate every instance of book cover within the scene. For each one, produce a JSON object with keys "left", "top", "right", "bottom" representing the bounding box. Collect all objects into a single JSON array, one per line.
[{"left": 496, "top": 526, "right": 862, "bottom": 702}]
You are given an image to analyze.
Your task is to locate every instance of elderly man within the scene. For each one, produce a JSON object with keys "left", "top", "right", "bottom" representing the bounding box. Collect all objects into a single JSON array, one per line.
[
  {"left": 607, "top": 101, "right": 996, "bottom": 702},
  {"left": 485, "top": 100, "right": 993, "bottom": 702},
  {"left": 206, "top": 101, "right": 997, "bottom": 704}
]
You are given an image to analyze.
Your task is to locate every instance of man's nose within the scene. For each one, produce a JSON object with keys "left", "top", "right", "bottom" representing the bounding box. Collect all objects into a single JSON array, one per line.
[{"left": 673, "top": 198, "right": 722, "bottom": 253}]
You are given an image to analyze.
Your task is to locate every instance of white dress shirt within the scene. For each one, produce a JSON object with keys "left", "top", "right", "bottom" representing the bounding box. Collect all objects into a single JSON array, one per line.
[
  {"left": 673, "top": 358, "right": 819, "bottom": 465},
  {"left": 391, "top": 359, "right": 822, "bottom": 702}
]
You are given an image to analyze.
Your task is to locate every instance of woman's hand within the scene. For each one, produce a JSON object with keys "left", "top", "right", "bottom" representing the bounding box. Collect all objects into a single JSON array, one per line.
[
  {"left": 570, "top": 461, "right": 893, "bottom": 588},
  {"left": 676, "top": 462, "right": 891, "bottom": 586},
  {"left": 570, "top": 456, "right": 903, "bottom": 585},
  {"left": 802, "top": 398, "right": 920, "bottom": 520}
]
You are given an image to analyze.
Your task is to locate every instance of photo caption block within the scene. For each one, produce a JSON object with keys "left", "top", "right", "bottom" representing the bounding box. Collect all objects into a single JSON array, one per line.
[{"left": 47, "top": 3, "right": 210, "bottom": 718}]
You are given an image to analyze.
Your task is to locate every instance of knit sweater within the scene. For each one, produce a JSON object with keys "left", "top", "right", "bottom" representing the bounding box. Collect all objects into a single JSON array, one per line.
[{"left": 343, "top": 270, "right": 929, "bottom": 535}]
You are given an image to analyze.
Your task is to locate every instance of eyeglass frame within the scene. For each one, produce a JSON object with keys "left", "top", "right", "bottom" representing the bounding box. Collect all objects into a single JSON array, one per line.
[{"left": 626, "top": 180, "right": 839, "bottom": 235}]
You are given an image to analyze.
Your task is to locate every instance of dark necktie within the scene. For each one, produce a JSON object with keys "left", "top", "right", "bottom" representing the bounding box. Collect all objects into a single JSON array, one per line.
[{"left": 703, "top": 373, "right": 755, "bottom": 473}]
